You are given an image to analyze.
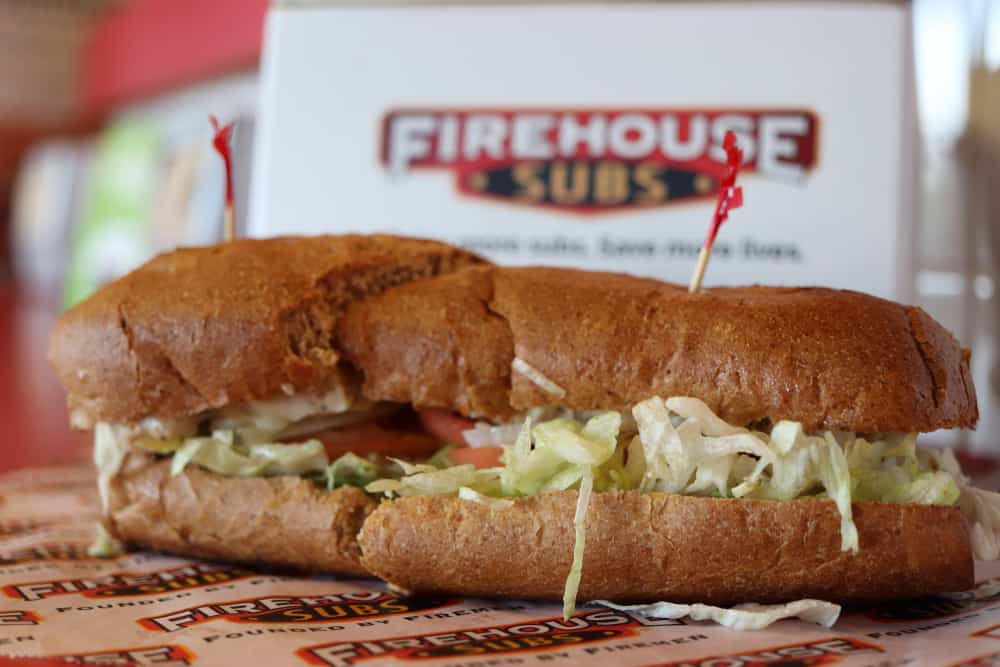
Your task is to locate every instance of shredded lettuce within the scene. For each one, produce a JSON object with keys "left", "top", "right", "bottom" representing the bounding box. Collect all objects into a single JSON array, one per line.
[
  {"left": 923, "top": 448, "right": 1000, "bottom": 560},
  {"left": 214, "top": 385, "right": 356, "bottom": 435},
  {"left": 140, "top": 432, "right": 330, "bottom": 478},
  {"left": 324, "top": 453, "right": 378, "bottom": 490},
  {"left": 425, "top": 446, "right": 456, "bottom": 469},
  {"left": 366, "top": 463, "right": 501, "bottom": 497},
  {"left": 463, "top": 421, "right": 525, "bottom": 448},
  {"left": 498, "top": 413, "right": 621, "bottom": 497},
  {"left": 87, "top": 523, "right": 125, "bottom": 559},
  {"left": 817, "top": 433, "right": 858, "bottom": 553},
  {"left": 665, "top": 397, "right": 747, "bottom": 436},
  {"left": 595, "top": 598, "right": 841, "bottom": 631},
  {"left": 848, "top": 436, "right": 960, "bottom": 506},
  {"left": 631, "top": 397, "right": 967, "bottom": 554},
  {"left": 563, "top": 470, "right": 593, "bottom": 618},
  {"left": 941, "top": 576, "right": 1000, "bottom": 601},
  {"left": 388, "top": 458, "right": 439, "bottom": 476},
  {"left": 132, "top": 435, "right": 183, "bottom": 454},
  {"left": 621, "top": 436, "right": 646, "bottom": 489},
  {"left": 458, "top": 486, "right": 515, "bottom": 509},
  {"left": 94, "top": 423, "right": 131, "bottom": 514},
  {"left": 633, "top": 398, "right": 774, "bottom": 496},
  {"left": 963, "top": 488, "right": 1000, "bottom": 560},
  {"left": 533, "top": 415, "right": 618, "bottom": 465},
  {"left": 512, "top": 357, "right": 567, "bottom": 398},
  {"left": 132, "top": 429, "right": 332, "bottom": 479}
]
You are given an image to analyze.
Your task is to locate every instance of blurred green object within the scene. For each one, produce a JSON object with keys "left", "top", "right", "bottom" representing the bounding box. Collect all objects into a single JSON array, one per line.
[{"left": 62, "top": 120, "right": 159, "bottom": 310}]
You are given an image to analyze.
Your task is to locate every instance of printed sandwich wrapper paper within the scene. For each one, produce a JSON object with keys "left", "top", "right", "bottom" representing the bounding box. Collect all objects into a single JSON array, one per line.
[{"left": 2, "top": 465, "right": 1000, "bottom": 667}]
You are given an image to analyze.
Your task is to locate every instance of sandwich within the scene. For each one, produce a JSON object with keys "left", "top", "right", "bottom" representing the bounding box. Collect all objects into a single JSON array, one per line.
[{"left": 49, "top": 233, "right": 998, "bottom": 628}]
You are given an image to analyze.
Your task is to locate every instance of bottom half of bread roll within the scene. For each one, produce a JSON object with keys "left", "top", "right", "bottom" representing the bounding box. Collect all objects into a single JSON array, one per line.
[
  {"left": 358, "top": 491, "right": 974, "bottom": 605},
  {"left": 103, "top": 455, "right": 974, "bottom": 604},
  {"left": 105, "top": 454, "right": 376, "bottom": 577}
]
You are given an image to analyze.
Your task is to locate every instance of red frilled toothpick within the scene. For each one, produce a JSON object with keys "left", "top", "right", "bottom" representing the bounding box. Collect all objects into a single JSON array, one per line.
[
  {"left": 688, "top": 130, "right": 745, "bottom": 293},
  {"left": 210, "top": 115, "right": 236, "bottom": 242}
]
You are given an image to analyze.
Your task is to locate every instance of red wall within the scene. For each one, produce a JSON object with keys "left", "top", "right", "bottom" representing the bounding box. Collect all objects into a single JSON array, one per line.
[{"left": 85, "top": 0, "right": 268, "bottom": 113}]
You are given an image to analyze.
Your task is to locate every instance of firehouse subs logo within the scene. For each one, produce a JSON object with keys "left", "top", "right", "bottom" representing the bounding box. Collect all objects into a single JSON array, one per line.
[
  {"left": 647, "top": 637, "right": 882, "bottom": 667},
  {"left": 3, "top": 563, "right": 255, "bottom": 601},
  {"left": 297, "top": 610, "right": 646, "bottom": 666},
  {"left": 0, "top": 610, "right": 41, "bottom": 626},
  {"left": 381, "top": 108, "right": 818, "bottom": 213},
  {"left": 138, "top": 592, "right": 458, "bottom": 632},
  {"left": 54, "top": 644, "right": 193, "bottom": 665}
]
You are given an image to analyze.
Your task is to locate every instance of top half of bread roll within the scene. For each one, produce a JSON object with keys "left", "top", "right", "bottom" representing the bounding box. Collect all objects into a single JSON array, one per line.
[
  {"left": 336, "top": 265, "right": 978, "bottom": 434},
  {"left": 48, "top": 234, "right": 485, "bottom": 427}
]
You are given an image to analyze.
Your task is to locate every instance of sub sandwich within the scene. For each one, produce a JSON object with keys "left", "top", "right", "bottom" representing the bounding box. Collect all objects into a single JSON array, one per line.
[{"left": 49, "top": 234, "right": 999, "bottom": 625}]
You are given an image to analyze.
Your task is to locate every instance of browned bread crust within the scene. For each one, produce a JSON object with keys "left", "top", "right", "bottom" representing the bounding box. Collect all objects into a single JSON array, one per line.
[
  {"left": 336, "top": 267, "right": 515, "bottom": 419},
  {"left": 338, "top": 267, "right": 978, "bottom": 432},
  {"left": 49, "top": 235, "right": 485, "bottom": 426},
  {"left": 358, "top": 491, "right": 974, "bottom": 604},
  {"left": 107, "top": 453, "right": 375, "bottom": 577}
]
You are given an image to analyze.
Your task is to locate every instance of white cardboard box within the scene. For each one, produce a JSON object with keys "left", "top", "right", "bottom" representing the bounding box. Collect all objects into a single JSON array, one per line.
[{"left": 250, "top": 0, "right": 914, "bottom": 300}]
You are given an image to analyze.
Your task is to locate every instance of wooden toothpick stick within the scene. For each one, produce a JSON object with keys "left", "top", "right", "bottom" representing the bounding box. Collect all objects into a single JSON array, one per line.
[{"left": 688, "top": 245, "right": 712, "bottom": 294}]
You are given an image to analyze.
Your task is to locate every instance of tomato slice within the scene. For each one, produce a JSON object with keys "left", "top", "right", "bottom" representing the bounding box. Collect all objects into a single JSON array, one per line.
[
  {"left": 418, "top": 409, "right": 475, "bottom": 447},
  {"left": 449, "top": 446, "right": 503, "bottom": 469},
  {"left": 306, "top": 424, "right": 441, "bottom": 460}
]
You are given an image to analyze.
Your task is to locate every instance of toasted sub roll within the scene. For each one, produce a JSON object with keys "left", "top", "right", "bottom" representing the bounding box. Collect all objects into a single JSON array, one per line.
[
  {"left": 338, "top": 267, "right": 977, "bottom": 432},
  {"left": 358, "top": 491, "right": 974, "bottom": 604},
  {"left": 107, "top": 454, "right": 375, "bottom": 577},
  {"left": 49, "top": 234, "right": 485, "bottom": 428}
]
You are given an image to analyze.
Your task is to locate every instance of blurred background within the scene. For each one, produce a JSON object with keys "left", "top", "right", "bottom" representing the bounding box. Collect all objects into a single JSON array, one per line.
[{"left": 0, "top": 0, "right": 997, "bottom": 470}]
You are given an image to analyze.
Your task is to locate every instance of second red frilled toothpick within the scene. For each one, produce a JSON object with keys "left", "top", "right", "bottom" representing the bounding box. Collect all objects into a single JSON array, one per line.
[{"left": 688, "top": 129, "right": 745, "bottom": 293}]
